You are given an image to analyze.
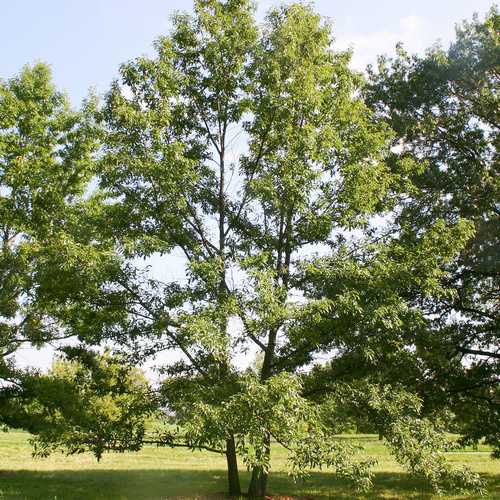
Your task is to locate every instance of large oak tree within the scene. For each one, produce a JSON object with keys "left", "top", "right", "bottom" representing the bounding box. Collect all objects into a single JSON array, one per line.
[{"left": 93, "top": 0, "right": 395, "bottom": 495}]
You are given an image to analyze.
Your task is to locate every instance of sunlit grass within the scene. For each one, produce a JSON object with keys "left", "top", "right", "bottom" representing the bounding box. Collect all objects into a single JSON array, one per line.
[{"left": 0, "top": 430, "right": 498, "bottom": 499}]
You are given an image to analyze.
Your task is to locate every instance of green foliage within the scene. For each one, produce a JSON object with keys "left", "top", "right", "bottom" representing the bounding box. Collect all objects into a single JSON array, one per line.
[
  {"left": 366, "top": 5, "right": 499, "bottom": 457},
  {"left": 2, "top": 2, "right": 497, "bottom": 498},
  {"left": 387, "top": 418, "right": 485, "bottom": 495},
  {"left": 160, "top": 372, "right": 374, "bottom": 490},
  {"left": 322, "top": 384, "right": 485, "bottom": 494},
  {"left": 0, "top": 63, "right": 107, "bottom": 394},
  {"left": 14, "top": 349, "right": 153, "bottom": 461},
  {"left": 285, "top": 217, "right": 474, "bottom": 373}
]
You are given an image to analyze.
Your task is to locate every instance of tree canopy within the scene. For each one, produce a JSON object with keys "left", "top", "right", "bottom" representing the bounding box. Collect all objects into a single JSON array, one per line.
[
  {"left": 365, "top": 5, "right": 499, "bottom": 456},
  {"left": 0, "top": 63, "right": 101, "bottom": 390}
]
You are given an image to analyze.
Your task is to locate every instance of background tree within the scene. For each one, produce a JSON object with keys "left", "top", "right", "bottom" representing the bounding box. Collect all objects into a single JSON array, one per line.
[
  {"left": 0, "top": 63, "right": 108, "bottom": 404},
  {"left": 8, "top": 347, "right": 153, "bottom": 461},
  {"left": 365, "top": 6, "right": 499, "bottom": 455}
]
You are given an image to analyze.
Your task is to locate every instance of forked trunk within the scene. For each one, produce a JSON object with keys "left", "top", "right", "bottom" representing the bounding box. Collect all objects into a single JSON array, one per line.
[{"left": 226, "top": 435, "right": 241, "bottom": 496}]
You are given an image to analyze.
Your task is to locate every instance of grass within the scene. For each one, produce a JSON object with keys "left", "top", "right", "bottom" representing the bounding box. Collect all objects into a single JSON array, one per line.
[{"left": 0, "top": 431, "right": 498, "bottom": 499}]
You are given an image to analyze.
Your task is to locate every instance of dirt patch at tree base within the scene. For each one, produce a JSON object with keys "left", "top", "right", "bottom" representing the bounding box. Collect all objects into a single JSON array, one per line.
[{"left": 168, "top": 496, "right": 313, "bottom": 499}]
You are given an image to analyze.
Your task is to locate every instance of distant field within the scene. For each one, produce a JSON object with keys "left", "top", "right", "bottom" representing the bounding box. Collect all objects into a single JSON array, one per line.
[{"left": 0, "top": 431, "right": 498, "bottom": 499}]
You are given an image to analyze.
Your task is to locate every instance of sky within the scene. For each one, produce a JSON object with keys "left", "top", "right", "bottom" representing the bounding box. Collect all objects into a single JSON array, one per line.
[
  {"left": 2, "top": 0, "right": 495, "bottom": 374},
  {"left": 1, "top": 0, "right": 495, "bottom": 104}
]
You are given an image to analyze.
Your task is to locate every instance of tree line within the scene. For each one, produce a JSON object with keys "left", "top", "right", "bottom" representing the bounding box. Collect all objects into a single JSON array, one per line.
[{"left": 0, "top": 1, "right": 498, "bottom": 497}]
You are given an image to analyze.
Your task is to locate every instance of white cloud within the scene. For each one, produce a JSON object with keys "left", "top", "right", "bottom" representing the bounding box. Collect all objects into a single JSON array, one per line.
[{"left": 336, "top": 14, "right": 438, "bottom": 71}]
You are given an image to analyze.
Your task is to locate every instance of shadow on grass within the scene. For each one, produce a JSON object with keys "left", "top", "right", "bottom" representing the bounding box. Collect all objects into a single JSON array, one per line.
[{"left": 0, "top": 469, "right": 498, "bottom": 500}]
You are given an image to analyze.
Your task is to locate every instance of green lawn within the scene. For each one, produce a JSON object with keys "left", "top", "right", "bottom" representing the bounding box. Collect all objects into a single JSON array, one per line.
[{"left": 0, "top": 431, "right": 498, "bottom": 499}]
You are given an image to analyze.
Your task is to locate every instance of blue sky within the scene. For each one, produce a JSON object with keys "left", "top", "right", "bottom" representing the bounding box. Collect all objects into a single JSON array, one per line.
[
  {"left": 3, "top": 0, "right": 495, "bottom": 372},
  {"left": 1, "top": 1, "right": 495, "bottom": 105}
]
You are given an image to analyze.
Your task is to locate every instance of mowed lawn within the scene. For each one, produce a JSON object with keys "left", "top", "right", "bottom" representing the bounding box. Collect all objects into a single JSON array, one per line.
[{"left": 0, "top": 431, "right": 498, "bottom": 499}]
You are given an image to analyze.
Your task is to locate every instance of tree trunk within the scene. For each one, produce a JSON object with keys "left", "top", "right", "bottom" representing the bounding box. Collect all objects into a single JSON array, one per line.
[
  {"left": 247, "top": 432, "right": 270, "bottom": 497},
  {"left": 247, "top": 466, "right": 268, "bottom": 498},
  {"left": 226, "top": 435, "right": 241, "bottom": 496},
  {"left": 248, "top": 212, "right": 292, "bottom": 498}
]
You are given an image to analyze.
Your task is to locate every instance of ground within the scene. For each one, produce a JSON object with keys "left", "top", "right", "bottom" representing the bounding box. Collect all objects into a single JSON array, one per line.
[{"left": 0, "top": 431, "right": 498, "bottom": 499}]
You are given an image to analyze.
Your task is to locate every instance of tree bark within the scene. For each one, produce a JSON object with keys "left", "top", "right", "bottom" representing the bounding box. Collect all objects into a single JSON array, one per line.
[
  {"left": 226, "top": 435, "right": 241, "bottom": 496},
  {"left": 247, "top": 432, "right": 270, "bottom": 497},
  {"left": 247, "top": 466, "right": 268, "bottom": 498}
]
